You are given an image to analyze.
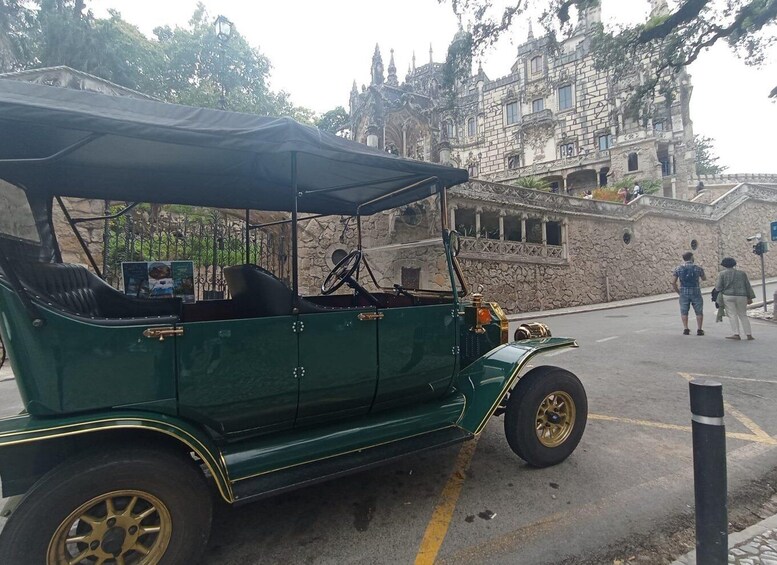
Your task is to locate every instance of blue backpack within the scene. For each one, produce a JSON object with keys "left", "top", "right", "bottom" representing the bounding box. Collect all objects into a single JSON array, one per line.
[{"left": 679, "top": 265, "right": 699, "bottom": 287}]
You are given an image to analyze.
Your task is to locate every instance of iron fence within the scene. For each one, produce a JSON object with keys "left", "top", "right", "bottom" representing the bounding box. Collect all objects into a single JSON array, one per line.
[{"left": 102, "top": 205, "right": 288, "bottom": 301}]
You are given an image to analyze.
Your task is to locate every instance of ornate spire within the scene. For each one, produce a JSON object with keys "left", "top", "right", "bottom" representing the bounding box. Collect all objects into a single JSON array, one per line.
[
  {"left": 371, "top": 44, "right": 384, "bottom": 86},
  {"left": 527, "top": 21, "right": 534, "bottom": 40},
  {"left": 429, "top": 43, "right": 433, "bottom": 65},
  {"left": 349, "top": 80, "right": 358, "bottom": 108},
  {"left": 406, "top": 64, "right": 412, "bottom": 82},
  {"left": 387, "top": 48, "right": 398, "bottom": 86},
  {"left": 412, "top": 51, "right": 416, "bottom": 71}
]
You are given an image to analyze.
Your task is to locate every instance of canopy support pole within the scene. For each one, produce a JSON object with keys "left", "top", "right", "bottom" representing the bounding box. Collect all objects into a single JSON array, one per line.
[
  {"left": 55, "top": 196, "right": 103, "bottom": 279},
  {"left": 245, "top": 209, "right": 250, "bottom": 264},
  {"left": 291, "top": 153, "right": 299, "bottom": 310}
]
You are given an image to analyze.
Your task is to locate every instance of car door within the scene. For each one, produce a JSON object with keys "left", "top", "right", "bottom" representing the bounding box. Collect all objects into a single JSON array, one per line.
[
  {"left": 296, "top": 307, "right": 378, "bottom": 425},
  {"left": 374, "top": 303, "right": 458, "bottom": 411},
  {"left": 176, "top": 315, "right": 299, "bottom": 435}
]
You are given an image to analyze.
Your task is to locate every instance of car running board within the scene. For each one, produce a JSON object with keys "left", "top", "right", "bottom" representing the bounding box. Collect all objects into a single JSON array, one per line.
[{"left": 230, "top": 426, "right": 472, "bottom": 506}]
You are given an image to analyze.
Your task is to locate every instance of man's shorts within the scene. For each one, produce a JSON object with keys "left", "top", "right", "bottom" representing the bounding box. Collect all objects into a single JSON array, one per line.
[{"left": 679, "top": 290, "right": 703, "bottom": 316}]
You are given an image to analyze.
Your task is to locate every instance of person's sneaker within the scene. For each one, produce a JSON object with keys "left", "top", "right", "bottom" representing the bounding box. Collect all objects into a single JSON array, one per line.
[
  {"left": 747, "top": 335, "right": 755, "bottom": 340},
  {"left": 726, "top": 335, "right": 741, "bottom": 340},
  {"left": 697, "top": 329, "right": 705, "bottom": 336},
  {"left": 683, "top": 329, "right": 690, "bottom": 335}
]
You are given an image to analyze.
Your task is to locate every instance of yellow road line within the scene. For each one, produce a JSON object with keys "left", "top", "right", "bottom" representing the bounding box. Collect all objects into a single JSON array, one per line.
[
  {"left": 679, "top": 371, "right": 777, "bottom": 384},
  {"left": 677, "top": 371, "right": 775, "bottom": 441},
  {"left": 589, "top": 413, "right": 777, "bottom": 445},
  {"left": 724, "top": 401, "right": 773, "bottom": 440},
  {"left": 415, "top": 438, "right": 480, "bottom": 565}
]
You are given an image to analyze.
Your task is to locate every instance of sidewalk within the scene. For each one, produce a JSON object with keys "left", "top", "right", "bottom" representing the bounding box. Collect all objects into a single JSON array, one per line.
[
  {"left": 671, "top": 514, "right": 777, "bottom": 564},
  {"left": 507, "top": 277, "right": 777, "bottom": 322}
]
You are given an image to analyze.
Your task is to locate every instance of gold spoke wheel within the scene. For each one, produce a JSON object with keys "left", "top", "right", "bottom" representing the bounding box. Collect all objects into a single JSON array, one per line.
[
  {"left": 47, "top": 490, "right": 172, "bottom": 565},
  {"left": 535, "top": 390, "right": 576, "bottom": 448}
]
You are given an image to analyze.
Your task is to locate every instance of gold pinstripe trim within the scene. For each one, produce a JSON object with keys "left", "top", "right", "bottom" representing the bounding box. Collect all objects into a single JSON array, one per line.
[
  {"left": 0, "top": 418, "right": 234, "bottom": 503},
  {"left": 472, "top": 341, "right": 578, "bottom": 436}
]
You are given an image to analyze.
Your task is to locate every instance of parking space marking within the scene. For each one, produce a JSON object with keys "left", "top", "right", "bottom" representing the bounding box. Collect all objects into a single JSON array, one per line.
[
  {"left": 679, "top": 372, "right": 775, "bottom": 440},
  {"left": 595, "top": 336, "right": 619, "bottom": 343},
  {"left": 589, "top": 413, "right": 777, "bottom": 445},
  {"left": 679, "top": 371, "right": 777, "bottom": 385},
  {"left": 633, "top": 329, "right": 651, "bottom": 333},
  {"left": 415, "top": 438, "right": 480, "bottom": 565},
  {"left": 545, "top": 349, "right": 570, "bottom": 357}
]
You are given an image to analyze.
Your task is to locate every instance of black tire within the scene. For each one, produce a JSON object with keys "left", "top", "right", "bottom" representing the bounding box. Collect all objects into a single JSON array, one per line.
[
  {"left": 504, "top": 366, "right": 587, "bottom": 468},
  {"left": 0, "top": 446, "right": 213, "bottom": 564}
]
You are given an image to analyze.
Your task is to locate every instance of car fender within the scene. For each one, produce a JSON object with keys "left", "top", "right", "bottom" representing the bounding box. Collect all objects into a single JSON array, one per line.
[
  {"left": 0, "top": 410, "right": 233, "bottom": 503},
  {"left": 455, "top": 337, "right": 578, "bottom": 435}
]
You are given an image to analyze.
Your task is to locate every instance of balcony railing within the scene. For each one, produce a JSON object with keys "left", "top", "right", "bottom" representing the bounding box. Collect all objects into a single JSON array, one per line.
[
  {"left": 521, "top": 109, "right": 555, "bottom": 128},
  {"left": 460, "top": 237, "right": 565, "bottom": 262}
]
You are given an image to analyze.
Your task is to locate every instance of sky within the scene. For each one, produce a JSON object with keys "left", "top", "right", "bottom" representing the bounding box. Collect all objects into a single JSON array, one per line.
[{"left": 89, "top": 0, "right": 776, "bottom": 174}]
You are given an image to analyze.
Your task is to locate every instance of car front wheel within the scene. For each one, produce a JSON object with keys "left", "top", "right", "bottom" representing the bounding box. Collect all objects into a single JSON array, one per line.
[{"left": 504, "top": 366, "right": 587, "bottom": 467}]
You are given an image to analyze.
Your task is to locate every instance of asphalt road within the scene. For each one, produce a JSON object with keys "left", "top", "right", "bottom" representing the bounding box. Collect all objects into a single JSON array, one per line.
[{"left": 0, "top": 283, "right": 775, "bottom": 564}]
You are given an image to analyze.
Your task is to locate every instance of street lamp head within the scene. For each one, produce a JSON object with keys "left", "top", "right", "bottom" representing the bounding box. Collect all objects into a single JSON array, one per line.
[{"left": 215, "top": 15, "right": 233, "bottom": 43}]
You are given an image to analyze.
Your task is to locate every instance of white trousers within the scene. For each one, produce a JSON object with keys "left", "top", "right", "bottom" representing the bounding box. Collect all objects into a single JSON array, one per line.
[{"left": 723, "top": 295, "right": 752, "bottom": 336}]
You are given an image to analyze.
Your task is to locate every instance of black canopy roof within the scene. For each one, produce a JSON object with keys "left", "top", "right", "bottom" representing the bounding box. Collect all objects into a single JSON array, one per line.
[{"left": 0, "top": 79, "right": 467, "bottom": 215}]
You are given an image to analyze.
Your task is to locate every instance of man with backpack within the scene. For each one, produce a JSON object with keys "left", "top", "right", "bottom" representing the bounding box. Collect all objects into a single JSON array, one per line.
[{"left": 671, "top": 251, "right": 707, "bottom": 335}]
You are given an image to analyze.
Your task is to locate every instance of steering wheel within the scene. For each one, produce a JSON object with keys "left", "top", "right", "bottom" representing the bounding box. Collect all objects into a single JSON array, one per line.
[{"left": 321, "top": 249, "right": 362, "bottom": 295}]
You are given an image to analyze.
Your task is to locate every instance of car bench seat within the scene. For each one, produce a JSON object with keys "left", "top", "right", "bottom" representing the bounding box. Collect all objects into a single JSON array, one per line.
[
  {"left": 224, "top": 264, "right": 332, "bottom": 317},
  {"left": 12, "top": 261, "right": 181, "bottom": 321}
]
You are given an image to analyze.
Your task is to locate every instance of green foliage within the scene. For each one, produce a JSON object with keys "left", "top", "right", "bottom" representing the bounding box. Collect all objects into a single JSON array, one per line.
[
  {"left": 694, "top": 134, "right": 727, "bottom": 175},
  {"left": 441, "top": 0, "right": 777, "bottom": 109},
  {"left": 611, "top": 176, "right": 662, "bottom": 195},
  {"left": 0, "top": 0, "right": 35, "bottom": 71},
  {"left": 512, "top": 176, "right": 551, "bottom": 191},
  {"left": 316, "top": 106, "right": 349, "bottom": 134},
  {"left": 4, "top": 1, "right": 314, "bottom": 119}
]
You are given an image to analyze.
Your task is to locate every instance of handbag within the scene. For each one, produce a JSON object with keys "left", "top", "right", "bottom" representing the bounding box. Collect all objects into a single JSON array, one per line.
[{"left": 711, "top": 288, "right": 719, "bottom": 304}]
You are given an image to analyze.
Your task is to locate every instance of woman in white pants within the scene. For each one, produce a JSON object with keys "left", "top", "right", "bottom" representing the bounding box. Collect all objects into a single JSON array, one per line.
[{"left": 715, "top": 257, "right": 756, "bottom": 340}]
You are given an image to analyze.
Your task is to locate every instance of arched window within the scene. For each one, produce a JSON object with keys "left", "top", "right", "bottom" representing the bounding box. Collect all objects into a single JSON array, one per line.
[
  {"left": 467, "top": 117, "right": 476, "bottom": 137},
  {"left": 627, "top": 152, "right": 639, "bottom": 171},
  {"left": 467, "top": 162, "right": 479, "bottom": 178},
  {"left": 530, "top": 56, "right": 542, "bottom": 74}
]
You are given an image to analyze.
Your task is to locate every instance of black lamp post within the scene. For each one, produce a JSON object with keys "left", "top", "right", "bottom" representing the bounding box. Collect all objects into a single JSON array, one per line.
[{"left": 214, "top": 15, "right": 233, "bottom": 110}]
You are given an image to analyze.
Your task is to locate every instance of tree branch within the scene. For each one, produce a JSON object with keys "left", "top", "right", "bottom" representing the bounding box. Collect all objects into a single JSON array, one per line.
[{"left": 638, "top": 0, "right": 709, "bottom": 43}]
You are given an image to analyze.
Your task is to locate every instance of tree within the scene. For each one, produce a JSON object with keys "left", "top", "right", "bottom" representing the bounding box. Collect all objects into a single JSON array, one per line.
[
  {"left": 7, "top": 1, "right": 314, "bottom": 120},
  {"left": 694, "top": 134, "right": 727, "bottom": 175},
  {"left": 512, "top": 176, "right": 551, "bottom": 190},
  {"left": 441, "top": 1, "right": 777, "bottom": 103},
  {"left": 316, "top": 106, "right": 349, "bottom": 134},
  {"left": 0, "top": 0, "right": 35, "bottom": 72},
  {"left": 153, "top": 4, "right": 308, "bottom": 118}
]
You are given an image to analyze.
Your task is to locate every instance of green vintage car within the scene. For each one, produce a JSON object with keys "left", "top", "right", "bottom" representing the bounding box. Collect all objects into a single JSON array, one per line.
[{"left": 0, "top": 80, "right": 586, "bottom": 564}]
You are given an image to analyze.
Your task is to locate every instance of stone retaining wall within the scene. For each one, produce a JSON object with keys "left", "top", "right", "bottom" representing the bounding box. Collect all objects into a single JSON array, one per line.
[{"left": 296, "top": 181, "right": 777, "bottom": 314}]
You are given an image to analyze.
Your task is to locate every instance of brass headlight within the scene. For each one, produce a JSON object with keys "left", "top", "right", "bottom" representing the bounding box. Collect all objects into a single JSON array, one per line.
[{"left": 514, "top": 322, "right": 552, "bottom": 341}]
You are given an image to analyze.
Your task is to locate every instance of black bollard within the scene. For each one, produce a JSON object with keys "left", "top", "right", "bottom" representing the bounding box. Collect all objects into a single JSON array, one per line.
[{"left": 690, "top": 379, "right": 728, "bottom": 564}]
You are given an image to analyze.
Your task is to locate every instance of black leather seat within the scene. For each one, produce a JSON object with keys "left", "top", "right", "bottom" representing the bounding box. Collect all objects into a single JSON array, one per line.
[
  {"left": 13, "top": 262, "right": 181, "bottom": 320},
  {"left": 224, "top": 264, "right": 330, "bottom": 317}
]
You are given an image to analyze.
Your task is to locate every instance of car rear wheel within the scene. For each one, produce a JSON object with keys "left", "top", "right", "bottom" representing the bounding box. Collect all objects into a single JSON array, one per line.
[
  {"left": 0, "top": 446, "right": 213, "bottom": 564},
  {"left": 504, "top": 366, "right": 587, "bottom": 467}
]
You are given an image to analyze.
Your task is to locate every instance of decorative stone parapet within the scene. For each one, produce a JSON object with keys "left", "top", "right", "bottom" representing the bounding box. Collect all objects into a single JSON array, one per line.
[{"left": 459, "top": 237, "right": 565, "bottom": 264}]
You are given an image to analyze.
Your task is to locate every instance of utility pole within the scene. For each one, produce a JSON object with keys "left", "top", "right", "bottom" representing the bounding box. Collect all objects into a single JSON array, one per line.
[{"left": 214, "top": 16, "right": 233, "bottom": 111}]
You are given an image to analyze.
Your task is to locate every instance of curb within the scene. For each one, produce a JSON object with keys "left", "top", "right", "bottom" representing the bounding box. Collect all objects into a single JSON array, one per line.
[
  {"left": 507, "top": 278, "right": 777, "bottom": 323},
  {"left": 670, "top": 513, "right": 777, "bottom": 565}
]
